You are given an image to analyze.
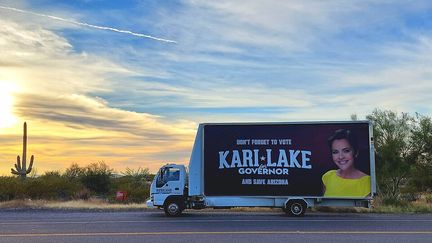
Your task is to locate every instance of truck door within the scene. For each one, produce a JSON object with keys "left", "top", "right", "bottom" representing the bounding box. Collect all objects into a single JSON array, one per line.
[{"left": 154, "top": 166, "right": 184, "bottom": 206}]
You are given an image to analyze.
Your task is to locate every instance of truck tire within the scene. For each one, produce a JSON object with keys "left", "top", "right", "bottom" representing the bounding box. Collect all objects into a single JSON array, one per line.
[
  {"left": 285, "top": 200, "right": 306, "bottom": 217},
  {"left": 164, "top": 200, "right": 183, "bottom": 217}
]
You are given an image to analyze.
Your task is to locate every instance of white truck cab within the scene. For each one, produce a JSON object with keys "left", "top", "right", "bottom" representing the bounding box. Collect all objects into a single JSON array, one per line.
[{"left": 147, "top": 164, "right": 188, "bottom": 216}]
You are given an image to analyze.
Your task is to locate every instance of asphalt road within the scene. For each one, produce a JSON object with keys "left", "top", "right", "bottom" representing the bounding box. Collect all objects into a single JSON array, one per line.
[{"left": 0, "top": 209, "right": 431, "bottom": 242}]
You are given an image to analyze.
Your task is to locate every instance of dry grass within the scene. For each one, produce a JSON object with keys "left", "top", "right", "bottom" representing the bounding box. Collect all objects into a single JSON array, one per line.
[
  {"left": 312, "top": 206, "right": 371, "bottom": 213},
  {"left": 1, "top": 194, "right": 431, "bottom": 213},
  {"left": 372, "top": 199, "right": 432, "bottom": 214},
  {"left": 0, "top": 199, "right": 43, "bottom": 209},
  {"left": 368, "top": 193, "right": 432, "bottom": 213},
  {"left": 0, "top": 199, "right": 149, "bottom": 210}
]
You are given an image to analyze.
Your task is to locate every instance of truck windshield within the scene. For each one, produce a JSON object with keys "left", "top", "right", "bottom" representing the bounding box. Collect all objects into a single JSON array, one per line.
[{"left": 156, "top": 167, "right": 180, "bottom": 188}]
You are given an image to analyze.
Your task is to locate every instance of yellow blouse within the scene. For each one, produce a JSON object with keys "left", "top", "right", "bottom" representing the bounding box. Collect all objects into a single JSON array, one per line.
[{"left": 322, "top": 170, "right": 371, "bottom": 197}]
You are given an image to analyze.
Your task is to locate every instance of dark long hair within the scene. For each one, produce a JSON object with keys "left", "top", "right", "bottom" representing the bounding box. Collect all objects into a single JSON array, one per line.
[{"left": 327, "top": 129, "right": 359, "bottom": 156}]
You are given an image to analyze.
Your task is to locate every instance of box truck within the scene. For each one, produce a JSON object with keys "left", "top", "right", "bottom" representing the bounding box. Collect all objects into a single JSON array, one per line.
[{"left": 147, "top": 121, "right": 376, "bottom": 216}]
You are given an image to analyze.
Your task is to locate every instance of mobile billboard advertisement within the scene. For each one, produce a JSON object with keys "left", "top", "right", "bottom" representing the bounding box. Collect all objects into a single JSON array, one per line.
[{"left": 203, "top": 122, "right": 372, "bottom": 198}]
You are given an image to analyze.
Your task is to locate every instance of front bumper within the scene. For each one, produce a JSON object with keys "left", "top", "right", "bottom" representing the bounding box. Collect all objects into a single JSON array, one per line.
[{"left": 146, "top": 199, "right": 155, "bottom": 208}]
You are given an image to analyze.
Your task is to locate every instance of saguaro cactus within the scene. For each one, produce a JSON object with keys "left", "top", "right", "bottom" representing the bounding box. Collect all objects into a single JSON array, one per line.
[{"left": 11, "top": 122, "right": 34, "bottom": 179}]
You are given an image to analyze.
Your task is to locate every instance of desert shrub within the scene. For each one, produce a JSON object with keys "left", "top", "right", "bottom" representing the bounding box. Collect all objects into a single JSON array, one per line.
[
  {"left": 72, "top": 188, "right": 91, "bottom": 200},
  {"left": 111, "top": 167, "right": 151, "bottom": 203},
  {"left": 408, "top": 163, "right": 432, "bottom": 193},
  {"left": 426, "top": 194, "right": 432, "bottom": 204},
  {"left": 122, "top": 167, "right": 152, "bottom": 181},
  {"left": 380, "top": 196, "right": 410, "bottom": 207},
  {"left": 1, "top": 163, "right": 154, "bottom": 202},
  {"left": 22, "top": 178, "right": 44, "bottom": 199},
  {"left": 111, "top": 178, "right": 150, "bottom": 203},
  {"left": 0, "top": 177, "right": 23, "bottom": 201},
  {"left": 0, "top": 173, "right": 84, "bottom": 201},
  {"left": 80, "top": 161, "right": 113, "bottom": 195},
  {"left": 23, "top": 171, "right": 84, "bottom": 200},
  {"left": 64, "top": 163, "right": 85, "bottom": 179},
  {"left": 400, "top": 193, "right": 420, "bottom": 202}
]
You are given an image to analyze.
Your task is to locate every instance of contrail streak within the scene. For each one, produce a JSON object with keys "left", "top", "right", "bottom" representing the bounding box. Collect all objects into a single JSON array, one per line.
[{"left": 0, "top": 5, "right": 177, "bottom": 43}]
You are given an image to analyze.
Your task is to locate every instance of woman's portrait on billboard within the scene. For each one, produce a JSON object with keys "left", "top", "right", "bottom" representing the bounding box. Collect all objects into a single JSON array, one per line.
[{"left": 322, "top": 129, "right": 371, "bottom": 197}]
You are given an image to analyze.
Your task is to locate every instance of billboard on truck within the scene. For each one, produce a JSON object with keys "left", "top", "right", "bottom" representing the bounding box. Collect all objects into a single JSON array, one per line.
[{"left": 203, "top": 122, "right": 372, "bottom": 198}]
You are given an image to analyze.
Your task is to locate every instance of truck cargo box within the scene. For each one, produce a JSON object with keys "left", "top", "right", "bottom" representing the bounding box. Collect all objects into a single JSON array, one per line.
[
  {"left": 149, "top": 121, "right": 376, "bottom": 217},
  {"left": 189, "top": 121, "right": 375, "bottom": 199}
]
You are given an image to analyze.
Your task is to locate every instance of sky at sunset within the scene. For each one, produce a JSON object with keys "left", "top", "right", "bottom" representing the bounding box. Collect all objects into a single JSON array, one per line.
[{"left": 1, "top": 0, "right": 432, "bottom": 175}]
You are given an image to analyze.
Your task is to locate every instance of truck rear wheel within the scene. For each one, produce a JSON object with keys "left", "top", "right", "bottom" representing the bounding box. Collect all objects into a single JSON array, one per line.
[
  {"left": 164, "top": 200, "right": 183, "bottom": 217},
  {"left": 285, "top": 200, "right": 306, "bottom": 217}
]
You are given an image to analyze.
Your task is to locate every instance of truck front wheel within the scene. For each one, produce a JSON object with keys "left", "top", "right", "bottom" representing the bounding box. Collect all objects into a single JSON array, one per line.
[
  {"left": 164, "top": 200, "right": 183, "bottom": 217},
  {"left": 285, "top": 200, "right": 306, "bottom": 217}
]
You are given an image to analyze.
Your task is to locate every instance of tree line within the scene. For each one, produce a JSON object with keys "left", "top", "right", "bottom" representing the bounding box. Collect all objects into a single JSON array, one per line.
[
  {"left": 0, "top": 108, "right": 431, "bottom": 204},
  {"left": 366, "top": 109, "right": 432, "bottom": 203},
  {"left": 0, "top": 162, "right": 154, "bottom": 203}
]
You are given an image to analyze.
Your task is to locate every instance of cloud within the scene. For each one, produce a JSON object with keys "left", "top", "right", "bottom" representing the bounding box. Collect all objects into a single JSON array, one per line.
[
  {"left": 0, "top": 17, "right": 194, "bottom": 175},
  {"left": 0, "top": 19, "right": 125, "bottom": 94},
  {"left": 14, "top": 93, "right": 195, "bottom": 139},
  {"left": 163, "top": 0, "right": 362, "bottom": 56},
  {"left": 6, "top": 92, "right": 196, "bottom": 173},
  {"left": 146, "top": 0, "right": 432, "bottom": 116},
  {"left": 98, "top": 0, "right": 432, "bottom": 123},
  {"left": 315, "top": 33, "right": 432, "bottom": 114},
  {"left": 1, "top": 0, "right": 432, "bottom": 175},
  {"left": 0, "top": 5, "right": 177, "bottom": 43}
]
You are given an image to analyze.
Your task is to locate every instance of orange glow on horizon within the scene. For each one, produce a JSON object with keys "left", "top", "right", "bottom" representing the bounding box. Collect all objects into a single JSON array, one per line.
[{"left": 0, "top": 119, "right": 195, "bottom": 176}]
